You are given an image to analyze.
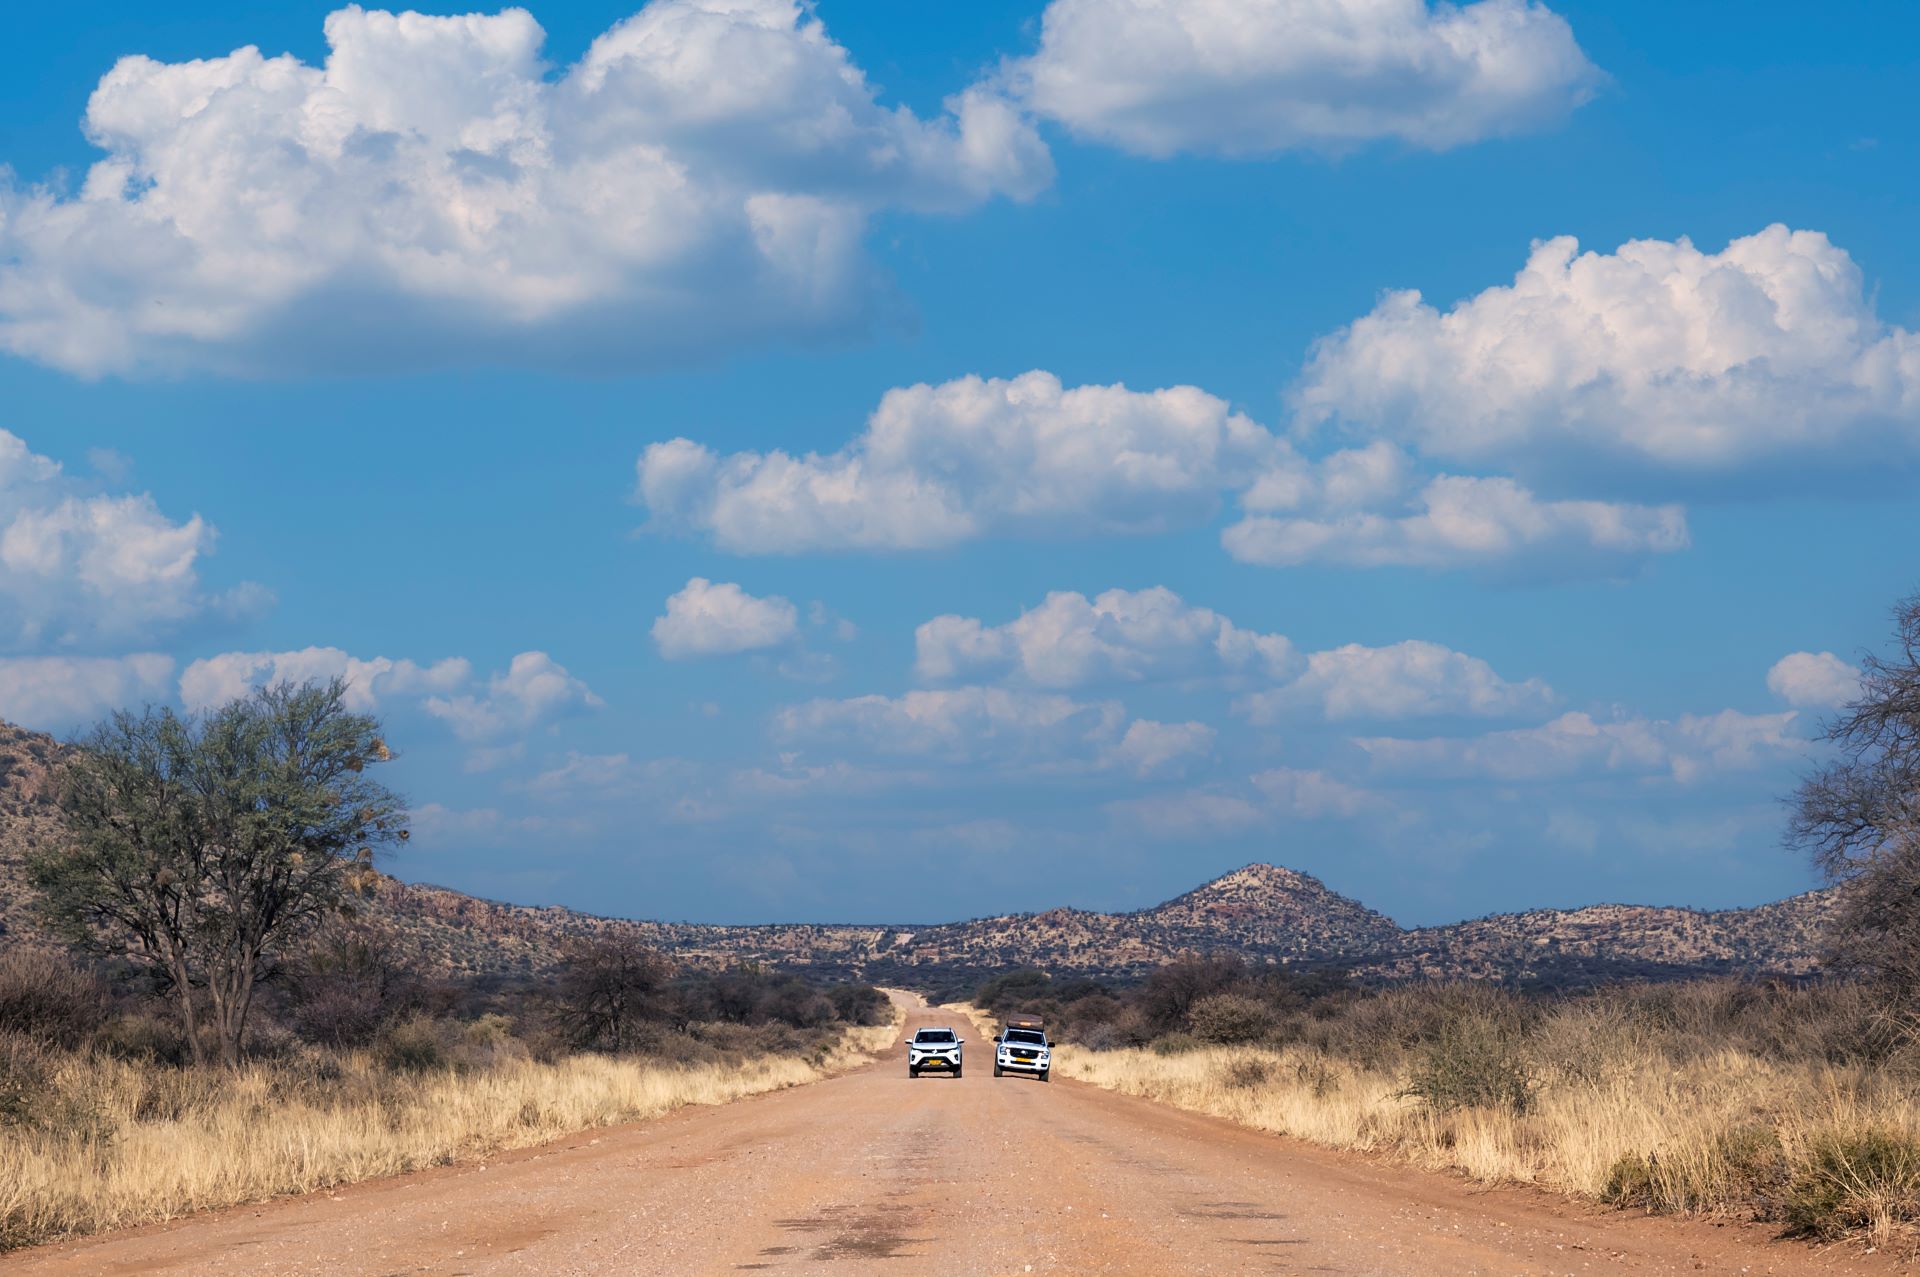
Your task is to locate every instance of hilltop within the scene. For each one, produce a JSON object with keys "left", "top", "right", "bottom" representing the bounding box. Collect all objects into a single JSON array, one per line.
[{"left": 0, "top": 718, "right": 1833, "bottom": 985}]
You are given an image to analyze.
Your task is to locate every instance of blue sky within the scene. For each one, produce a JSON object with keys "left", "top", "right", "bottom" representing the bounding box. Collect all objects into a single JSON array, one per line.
[{"left": 1, "top": 0, "right": 1915, "bottom": 925}]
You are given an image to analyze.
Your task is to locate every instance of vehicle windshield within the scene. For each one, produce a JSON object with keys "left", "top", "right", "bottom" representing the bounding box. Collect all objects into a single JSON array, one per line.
[
  {"left": 1004, "top": 1029, "right": 1046, "bottom": 1045},
  {"left": 914, "top": 1029, "right": 956, "bottom": 1043}
]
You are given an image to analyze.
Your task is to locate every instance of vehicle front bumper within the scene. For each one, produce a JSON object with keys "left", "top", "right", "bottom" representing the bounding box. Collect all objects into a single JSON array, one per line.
[
  {"left": 997, "top": 1052, "right": 1050, "bottom": 1073},
  {"left": 909, "top": 1051, "right": 961, "bottom": 1070}
]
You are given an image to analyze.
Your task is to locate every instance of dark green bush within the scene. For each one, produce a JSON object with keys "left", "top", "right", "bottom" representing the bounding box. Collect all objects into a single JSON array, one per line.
[
  {"left": 1604, "top": 1127, "right": 1786, "bottom": 1216},
  {"left": 1783, "top": 1131, "right": 1920, "bottom": 1240},
  {"left": 1602, "top": 1151, "right": 1657, "bottom": 1208},
  {"left": 827, "top": 984, "right": 890, "bottom": 1026}
]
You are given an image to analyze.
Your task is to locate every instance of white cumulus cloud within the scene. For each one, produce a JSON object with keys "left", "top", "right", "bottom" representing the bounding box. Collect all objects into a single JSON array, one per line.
[
  {"left": 0, "top": 1, "right": 1051, "bottom": 376},
  {"left": 772, "top": 684, "right": 1207, "bottom": 775},
  {"left": 1239, "top": 639, "right": 1556, "bottom": 722},
  {"left": 915, "top": 586, "right": 1296, "bottom": 687},
  {"left": 424, "top": 650, "right": 603, "bottom": 740},
  {"left": 773, "top": 686, "right": 1125, "bottom": 766},
  {"left": 653, "top": 577, "right": 799, "bottom": 658},
  {"left": 638, "top": 370, "right": 1278, "bottom": 552},
  {"left": 1224, "top": 444, "right": 1687, "bottom": 576},
  {"left": 921, "top": 586, "right": 1549, "bottom": 722},
  {"left": 1767, "top": 651, "right": 1858, "bottom": 709},
  {"left": 182, "top": 645, "right": 597, "bottom": 745},
  {"left": 1006, "top": 0, "right": 1602, "bottom": 158},
  {"left": 1296, "top": 225, "right": 1920, "bottom": 476},
  {"left": 1107, "top": 718, "right": 1215, "bottom": 775},
  {"left": 0, "top": 654, "right": 174, "bottom": 729},
  {"left": 0, "top": 429, "right": 263, "bottom": 650},
  {"left": 179, "top": 646, "right": 470, "bottom": 712},
  {"left": 641, "top": 371, "right": 1689, "bottom": 580},
  {"left": 1357, "top": 708, "right": 1804, "bottom": 783}
]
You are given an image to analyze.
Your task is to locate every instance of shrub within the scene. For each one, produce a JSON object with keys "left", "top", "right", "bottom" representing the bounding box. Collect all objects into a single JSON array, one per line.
[
  {"left": 1783, "top": 1131, "right": 1920, "bottom": 1241},
  {"left": 1401, "top": 1014, "right": 1535, "bottom": 1115},
  {"left": 1137, "top": 955, "right": 1246, "bottom": 1037},
  {"left": 94, "top": 1011, "right": 191, "bottom": 1065},
  {"left": 759, "top": 980, "right": 835, "bottom": 1029},
  {"left": 1529, "top": 1001, "right": 1644, "bottom": 1088},
  {"left": 0, "top": 950, "right": 106, "bottom": 1049},
  {"left": 0, "top": 1034, "right": 49, "bottom": 1127},
  {"left": 377, "top": 1015, "right": 449, "bottom": 1072},
  {"left": 0, "top": 1034, "right": 114, "bottom": 1143},
  {"left": 1189, "top": 993, "right": 1273, "bottom": 1046},
  {"left": 1061, "top": 993, "right": 1123, "bottom": 1038},
  {"left": 827, "top": 984, "right": 890, "bottom": 1026},
  {"left": 1604, "top": 1127, "right": 1786, "bottom": 1215},
  {"left": 439, "top": 1014, "right": 527, "bottom": 1072},
  {"left": 284, "top": 924, "right": 421, "bottom": 1048},
  {"left": 976, "top": 969, "right": 1051, "bottom": 1016},
  {"left": 1221, "top": 1056, "right": 1271, "bottom": 1089}
]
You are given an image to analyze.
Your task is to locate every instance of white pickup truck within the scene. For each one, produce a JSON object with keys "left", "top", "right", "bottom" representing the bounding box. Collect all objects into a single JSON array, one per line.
[{"left": 993, "top": 1019, "right": 1052, "bottom": 1082}]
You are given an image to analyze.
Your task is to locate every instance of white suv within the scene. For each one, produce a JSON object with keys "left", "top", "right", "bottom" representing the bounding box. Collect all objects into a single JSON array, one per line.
[
  {"left": 994, "top": 1025, "right": 1051, "bottom": 1081},
  {"left": 906, "top": 1026, "right": 964, "bottom": 1078}
]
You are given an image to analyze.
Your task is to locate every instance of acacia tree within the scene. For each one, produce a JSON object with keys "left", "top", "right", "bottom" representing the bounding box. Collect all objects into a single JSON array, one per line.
[
  {"left": 30, "top": 680, "right": 405, "bottom": 1066},
  {"left": 554, "top": 935, "right": 673, "bottom": 1052},
  {"left": 1789, "top": 593, "right": 1920, "bottom": 999}
]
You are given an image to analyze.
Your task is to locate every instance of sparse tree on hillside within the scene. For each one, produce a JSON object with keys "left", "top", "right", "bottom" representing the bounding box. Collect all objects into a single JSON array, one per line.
[
  {"left": 1790, "top": 593, "right": 1920, "bottom": 1000},
  {"left": 30, "top": 680, "right": 405, "bottom": 1066}
]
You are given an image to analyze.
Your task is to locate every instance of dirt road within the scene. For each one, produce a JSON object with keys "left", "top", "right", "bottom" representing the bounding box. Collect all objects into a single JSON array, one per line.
[{"left": 4, "top": 1000, "right": 1895, "bottom": 1276}]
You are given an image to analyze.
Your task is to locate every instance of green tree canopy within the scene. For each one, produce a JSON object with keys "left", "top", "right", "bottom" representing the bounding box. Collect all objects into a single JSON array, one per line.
[{"left": 30, "top": 679, "right": 406, "bottom": 1066}]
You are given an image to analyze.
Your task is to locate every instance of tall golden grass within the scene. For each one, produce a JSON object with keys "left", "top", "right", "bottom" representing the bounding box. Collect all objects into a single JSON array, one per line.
[
  {"left": 0, "top": 1015, "right": 899, "bottom": 1250},
  {"left": 1055, "top": 1039, "right": 1920, "bottom": 1249}
]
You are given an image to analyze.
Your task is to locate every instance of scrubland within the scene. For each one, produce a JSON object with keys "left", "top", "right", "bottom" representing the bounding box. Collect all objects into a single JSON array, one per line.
[
  {"left": 0, "top": 948, "right": 898, "bottom": 1251},
  {"left": 979, "top": 962, "right": 1920, "bottom": 1252}
]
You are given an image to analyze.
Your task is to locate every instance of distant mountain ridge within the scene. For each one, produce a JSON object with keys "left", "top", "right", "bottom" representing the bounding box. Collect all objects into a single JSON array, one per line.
[
  {"left": 0, "top": 719, "right": 1834, "bottom": 986},
  {"left": 351, "top": 861, "right": 1840, "bottom": 987}
]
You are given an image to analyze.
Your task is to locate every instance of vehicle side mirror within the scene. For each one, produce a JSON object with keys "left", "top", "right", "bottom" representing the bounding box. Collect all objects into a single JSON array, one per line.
[{"left": 957, "top": 1038, "right": 965, "bottom": 1044}]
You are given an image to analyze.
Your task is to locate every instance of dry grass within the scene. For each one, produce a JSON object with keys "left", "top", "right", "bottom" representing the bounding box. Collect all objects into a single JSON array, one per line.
[
  {"left": 1055, "top": 1037, "right": 1920, "bottom": 1251},
  {"left": 0, "top": 1014, "right": 899, "bottom": 1251}
]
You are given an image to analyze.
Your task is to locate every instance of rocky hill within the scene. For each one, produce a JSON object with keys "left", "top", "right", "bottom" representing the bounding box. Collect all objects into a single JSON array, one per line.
[
  {"left": 1362, "top": 893, "right": 1836, "bottom": 985},
  {"left": 0, "top": 721, "right": 71, "bottom": 957},
  {"left": 885, "top": 864, "right": 1404, "bottom": 978},
  {"left": 0, "top": 718, "right": 1835, "bottom": 986}
]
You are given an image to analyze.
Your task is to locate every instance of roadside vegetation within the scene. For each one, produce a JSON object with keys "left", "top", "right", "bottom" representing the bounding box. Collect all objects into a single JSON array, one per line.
[
  {"left": 967, "top": 590, "right": 1920, "bottom": 1255},
  {"left": 0, "top": 680, "right": 897, "bottom": 1252},
  {"left": 0, "top": 941, "right": 897, "bottom": 1251},
  {"left": 977, "top": 962, "right": 1918, "bottom": 1250}
]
